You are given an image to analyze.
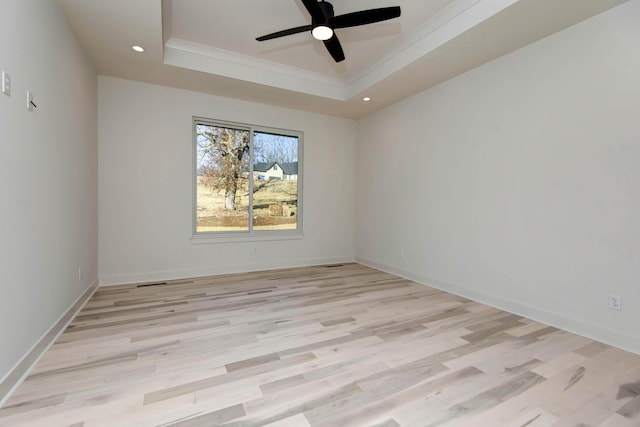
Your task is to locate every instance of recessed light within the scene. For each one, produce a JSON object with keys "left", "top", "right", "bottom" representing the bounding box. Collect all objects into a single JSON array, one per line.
[
  {"left": 132, "top": 45, "right": 145, "bottom": 53},
  {"left": 363, "top": 97, "right": 371, "bottom": 102}
]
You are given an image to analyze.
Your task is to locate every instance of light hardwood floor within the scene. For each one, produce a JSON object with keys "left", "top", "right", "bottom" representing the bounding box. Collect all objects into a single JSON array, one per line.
[{"left": 1, "top": 263, "right": 639, "bottom": 426}]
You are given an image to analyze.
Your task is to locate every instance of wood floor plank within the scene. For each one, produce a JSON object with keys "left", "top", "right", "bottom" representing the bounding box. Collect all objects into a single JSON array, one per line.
[{"left": 1, "top": 263, "right": 639, "bottom": 426}]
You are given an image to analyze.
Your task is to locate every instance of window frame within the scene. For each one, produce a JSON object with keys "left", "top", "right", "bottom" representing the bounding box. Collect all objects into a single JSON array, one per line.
[{"left": 192, "top": 117, "right": 304, "bottom": 242}]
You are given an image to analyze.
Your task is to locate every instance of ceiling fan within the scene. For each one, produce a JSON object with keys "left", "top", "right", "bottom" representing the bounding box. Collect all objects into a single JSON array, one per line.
[{"left": 256, "top": 0, "right": 401, "bottom": 63}]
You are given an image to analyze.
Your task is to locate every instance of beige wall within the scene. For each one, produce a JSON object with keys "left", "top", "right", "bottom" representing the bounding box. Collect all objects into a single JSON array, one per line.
[
  {"left": 0, "top": 0, "right": 98, "bottom": 387},
  {"left": 356, "top": 0, "right": 640, "bottom": 354},
  {"left": 98, "top": 77, "right": 357, "bottom": 284}
]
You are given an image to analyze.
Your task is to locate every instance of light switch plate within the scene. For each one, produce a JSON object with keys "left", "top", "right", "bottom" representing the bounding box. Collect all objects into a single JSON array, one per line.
[
  {"left": 1, "top": 71, "right": 10, "bottom": 96},
  {"left": 27, "top": 91, "right": 33, "bottom": 110}
]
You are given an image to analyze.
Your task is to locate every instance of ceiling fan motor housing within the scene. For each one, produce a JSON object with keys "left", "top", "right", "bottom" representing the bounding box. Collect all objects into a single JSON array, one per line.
[{"left": 314, "top": 1, "right": 334, "bottom": 28}]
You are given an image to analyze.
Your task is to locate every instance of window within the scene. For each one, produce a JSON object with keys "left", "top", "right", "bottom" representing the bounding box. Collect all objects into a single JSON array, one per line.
[{"left": 194, "top": 117, "right": 302, "bottom": 235}]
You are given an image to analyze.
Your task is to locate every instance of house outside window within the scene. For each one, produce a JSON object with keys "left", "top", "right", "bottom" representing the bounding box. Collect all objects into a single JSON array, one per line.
[{"left": 193, "top": 117, "right": 302, "bottom": 235}]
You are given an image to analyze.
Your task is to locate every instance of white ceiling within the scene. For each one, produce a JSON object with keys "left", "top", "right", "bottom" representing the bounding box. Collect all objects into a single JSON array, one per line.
[{"left": 59, "top": 0, "right": 628, "bottom": 118}]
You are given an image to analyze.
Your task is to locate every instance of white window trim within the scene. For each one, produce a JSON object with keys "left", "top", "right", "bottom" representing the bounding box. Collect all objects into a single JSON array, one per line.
[
  {"left": 191, "top": 233, "right": 304, "bottom": 245},
  {"left": 192, "top": 117, "right": 304, "bottom": 242}
]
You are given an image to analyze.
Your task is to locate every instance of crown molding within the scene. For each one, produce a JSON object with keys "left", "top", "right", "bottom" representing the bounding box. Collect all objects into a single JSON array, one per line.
[
  {"left": 346, "top": 0, "right": 520, "bottom": 97},
  {"left": 164, "top": 38, "right": 348, "bottom": 100},
  {"left": 163, "top": 0, "right": 520, "bottom": 102}
]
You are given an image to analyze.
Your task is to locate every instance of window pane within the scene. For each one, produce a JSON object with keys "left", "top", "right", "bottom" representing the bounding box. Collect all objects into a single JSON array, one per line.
[
  {"left": 252, "top": 131, "right": 299, "bottom": 231},
  {"left": 196, "top": 123, "right": 250, "bottom": 232}
]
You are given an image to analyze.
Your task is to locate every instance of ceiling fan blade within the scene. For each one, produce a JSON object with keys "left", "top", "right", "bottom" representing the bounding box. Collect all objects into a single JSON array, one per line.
[
  {"left": 323, "top": 34, "right": 345, "bottom": 62},
  {"left": 256, "top": 25, "right": 313, "bottom": 41},
  {"left": 332, "top": 6, "right": 401, "bottom": 29},
  {"left": 301, "top": 0, "right": 325, "bottom": 22}
]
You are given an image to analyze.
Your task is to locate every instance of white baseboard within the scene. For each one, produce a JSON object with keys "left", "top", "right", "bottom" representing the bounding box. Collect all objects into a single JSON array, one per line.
[
  {"left": 356, "top": 257, "right": 640, "bottom": 356},
  {"left": 99, "top": 256, "right": 356, "bottom": 286},
  {"left": 0, "top": 279, "right": 99, "bottom": 408}
]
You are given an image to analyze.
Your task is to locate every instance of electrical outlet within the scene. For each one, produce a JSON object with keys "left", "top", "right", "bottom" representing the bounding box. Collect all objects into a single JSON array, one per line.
[
  {"left": 400, "top": 249, "right": 405, "bottom": 259},
  {"left": 610, "top": 294, "right": 621, "bottom": 310},
  {"left": 1, "top": 71, "right": 10, "bottom": 96},
  {"left": 78, "top": 267, "right": 83, "bottom": 281}
]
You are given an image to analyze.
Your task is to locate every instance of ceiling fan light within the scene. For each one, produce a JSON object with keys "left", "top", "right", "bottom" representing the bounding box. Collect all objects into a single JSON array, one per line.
[{"left": 312, "top": 26, "right": 333, "bottom": 41}]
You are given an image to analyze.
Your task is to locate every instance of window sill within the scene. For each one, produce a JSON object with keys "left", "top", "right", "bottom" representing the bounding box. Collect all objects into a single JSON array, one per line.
[{"left": 191, "top": 232, "right": 304, "bottom": 245}]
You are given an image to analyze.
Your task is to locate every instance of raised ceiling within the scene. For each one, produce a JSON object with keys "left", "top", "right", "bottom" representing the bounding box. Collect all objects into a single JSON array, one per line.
[{"left": 59, "top": 0, "right": 628, "bottom": 118}]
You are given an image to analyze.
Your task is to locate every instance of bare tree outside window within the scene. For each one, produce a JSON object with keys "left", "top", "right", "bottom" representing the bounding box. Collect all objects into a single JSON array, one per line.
[
  {"left": 254, "top": 133, "right": 298, "bottom": 164},
  {"left": 194, "top": 119, "right": 301, "bottom": 234},
  {"left": 196, "top": 125, "right": 250, "bottom": 211}
]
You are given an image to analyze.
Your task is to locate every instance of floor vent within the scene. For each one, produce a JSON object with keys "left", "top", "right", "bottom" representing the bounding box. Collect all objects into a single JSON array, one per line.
[
  {"left": 137, "top": 282, "right": 168, "bottom": 288},
  {"left": 325, "top": 264, "right": 344, "bottom": 268}
]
